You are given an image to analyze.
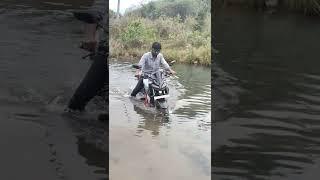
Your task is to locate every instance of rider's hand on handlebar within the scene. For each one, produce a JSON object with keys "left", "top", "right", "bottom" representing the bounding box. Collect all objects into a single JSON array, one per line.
[{"left": 135, "top": 70, "right": 142, "bottom": 78}]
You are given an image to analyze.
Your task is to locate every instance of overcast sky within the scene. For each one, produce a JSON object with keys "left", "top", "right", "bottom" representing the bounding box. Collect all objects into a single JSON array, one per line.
[{"left": 109, "top": 0, "right": 153, "bottom": 14}]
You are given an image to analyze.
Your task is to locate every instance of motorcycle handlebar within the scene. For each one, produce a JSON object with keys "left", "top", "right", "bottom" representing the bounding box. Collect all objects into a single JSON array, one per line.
[
  {"left": 132, "top": 64, "right": 141, "bottom": 69},
  {"left": 132, "top": 64, "right": 176, "bottom": 78}
]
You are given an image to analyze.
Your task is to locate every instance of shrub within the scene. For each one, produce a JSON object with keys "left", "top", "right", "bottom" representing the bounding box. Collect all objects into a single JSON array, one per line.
[
  {"left": 120, "top": 20, "right": 156, "bottom": 48},
  {"left": 109, "top": 1, "right": 211, "bottom": 66}
]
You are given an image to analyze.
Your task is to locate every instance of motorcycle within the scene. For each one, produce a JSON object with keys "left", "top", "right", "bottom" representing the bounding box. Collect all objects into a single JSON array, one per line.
[{"left": 132, "top": 64, "right": 173, "bottom": 115}]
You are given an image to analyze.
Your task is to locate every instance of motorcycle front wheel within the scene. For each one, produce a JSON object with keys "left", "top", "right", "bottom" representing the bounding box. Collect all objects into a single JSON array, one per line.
[{"left": 155, "top": 99, "right": 169, "bottom": 115}]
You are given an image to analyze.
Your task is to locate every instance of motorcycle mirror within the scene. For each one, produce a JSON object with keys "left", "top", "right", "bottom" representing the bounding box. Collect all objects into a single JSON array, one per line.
[{"left": 169, "top": 60, "right": 176, "bottom": 66}]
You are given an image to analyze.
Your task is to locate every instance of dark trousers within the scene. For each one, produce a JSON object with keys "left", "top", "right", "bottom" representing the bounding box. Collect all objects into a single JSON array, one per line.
[
  {"left": 131, "top": 78, "right": 144, "bottom": 97},
  {"left": 68, "top": 53, "right": 107, "bottom": 111}
]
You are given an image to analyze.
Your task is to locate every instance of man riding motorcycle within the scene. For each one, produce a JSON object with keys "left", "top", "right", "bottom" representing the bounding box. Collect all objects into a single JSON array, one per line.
[{"left": 131, "top": 42, "right": 176, "bottom": 106}]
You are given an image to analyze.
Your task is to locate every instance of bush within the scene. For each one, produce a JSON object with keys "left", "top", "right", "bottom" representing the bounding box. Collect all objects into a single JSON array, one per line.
[
  {"left": 110, "top": 2, "right": 211, "bottom": 65},
  {"left": 120, "top": 20, "right": 156, "bottom": 48}
]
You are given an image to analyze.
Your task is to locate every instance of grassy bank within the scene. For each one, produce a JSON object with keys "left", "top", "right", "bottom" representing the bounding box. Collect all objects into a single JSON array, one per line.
[{"left": 109, "top": 0, "right": 211, "bottom": 66}]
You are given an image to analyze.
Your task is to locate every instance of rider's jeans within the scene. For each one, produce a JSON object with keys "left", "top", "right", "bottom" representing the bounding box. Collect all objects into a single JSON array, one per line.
[{"left": 131, "top": 78, "right": 144, "bottom": 97}]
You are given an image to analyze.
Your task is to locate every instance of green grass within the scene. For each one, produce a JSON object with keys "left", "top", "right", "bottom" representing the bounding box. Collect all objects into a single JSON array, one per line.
[{"left": 109, "top": 14, "right": 211, "bottom": 66}]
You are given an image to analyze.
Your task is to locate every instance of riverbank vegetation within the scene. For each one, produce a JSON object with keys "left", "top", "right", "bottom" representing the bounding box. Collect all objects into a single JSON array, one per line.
[
  {"left": 214, "top": 0, "right": 320, "bottom": 15},
  {"left": 109, "top": 0, "right": 211, "bottom": 66}
]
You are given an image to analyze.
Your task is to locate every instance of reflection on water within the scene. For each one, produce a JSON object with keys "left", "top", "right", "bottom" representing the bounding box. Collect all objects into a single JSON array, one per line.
[
  {"left": 133, "top": 103, "right": 170, "bottom": 136},
  {"left": 0, "top": 0, "right": 92, "bottom": 10},
  {"left": 109, "top": 61, "right": 211, "bottom": 180},
  {"left": 213, "top": 8, "right": 320, "bottom": 180},
  {"left": 172, "top": 65, "right": 211, "bottom": 119}
]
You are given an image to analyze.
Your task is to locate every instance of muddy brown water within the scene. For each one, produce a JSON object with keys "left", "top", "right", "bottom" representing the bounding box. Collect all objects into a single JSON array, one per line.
[
  {"left": 213, "top": 8, "right": 320, "bottom": 180},
  {"left": 0, "top": 0, "right": 210, "bottom": 179},
  {"left": 0, "top": 1, "right": 107, "bottom": 179},
  {"left": 109, "top": 61, "right": 211, "bottom": 180}
]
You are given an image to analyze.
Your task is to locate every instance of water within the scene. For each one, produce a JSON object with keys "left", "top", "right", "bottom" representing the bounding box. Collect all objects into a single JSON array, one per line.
[
  {"left": 0, "top": 1, "right": 107, "bottom": 179},
  {"left": 213, "top": 8, "right": 320, "bottom": 180},
  {"left": 109, "top": 60, "right": 211, "bottom": 180}
]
